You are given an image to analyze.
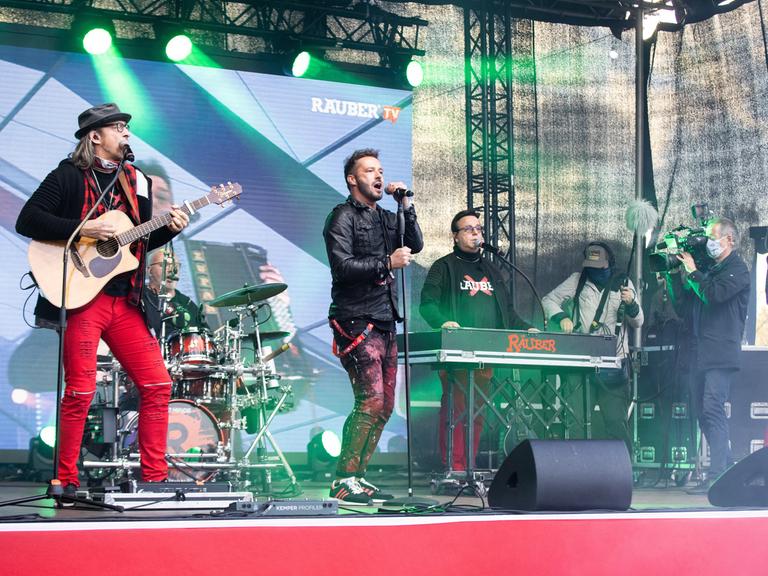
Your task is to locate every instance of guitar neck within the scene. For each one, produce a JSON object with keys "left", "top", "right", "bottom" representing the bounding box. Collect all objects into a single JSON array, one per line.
[{"left": 116, "top": 196, "right": 211, "bottom": 245}]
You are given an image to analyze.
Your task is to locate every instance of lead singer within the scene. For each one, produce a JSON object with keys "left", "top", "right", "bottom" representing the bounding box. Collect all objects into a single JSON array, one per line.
[
  {"left": 15, "top": 103, "right": 189, "bottom": 502},
  {"left": 323, "top": 148, "right": 423, "bottom": 505}
]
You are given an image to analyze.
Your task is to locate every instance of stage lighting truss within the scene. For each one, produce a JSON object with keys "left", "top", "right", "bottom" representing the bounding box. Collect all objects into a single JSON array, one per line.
[
  {"left": 631, "top": 0, "right": 754, "bottom": 40},
  {"left": 0, "top": 1, "right": 426, "bottom": 74}
]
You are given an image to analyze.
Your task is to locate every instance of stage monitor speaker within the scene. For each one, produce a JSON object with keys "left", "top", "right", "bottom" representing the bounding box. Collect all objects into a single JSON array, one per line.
[
  {"left": 488, "top": 439, "right": 633, "bottom": 511},
  {"left": 708, "top": 447, "right": 768, "bottom": 507}
]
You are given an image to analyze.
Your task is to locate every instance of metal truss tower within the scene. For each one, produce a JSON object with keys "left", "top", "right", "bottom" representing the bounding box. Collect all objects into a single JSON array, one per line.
[{"left": 463, "top": 2, "right": 514, "bottom": 257}]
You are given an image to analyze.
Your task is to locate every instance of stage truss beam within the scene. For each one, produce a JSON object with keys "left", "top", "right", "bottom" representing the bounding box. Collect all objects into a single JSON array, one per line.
[{"left": 0, "top": 0, "right": 427, "bottom": 61}]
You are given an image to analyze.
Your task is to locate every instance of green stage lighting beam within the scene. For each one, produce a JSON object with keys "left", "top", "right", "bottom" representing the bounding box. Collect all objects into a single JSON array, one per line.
[
  {"left": 406, "top": 59, "right": 424, "bottom": 87},
  {"left": 292, "top": 51, "right": 311, "bottom": 78},
  {"left": 83, "top": 28, "right": 113, "bottom": 55},
  {"left": 166, "top": 34, "right": 193, "bottom": 62}
]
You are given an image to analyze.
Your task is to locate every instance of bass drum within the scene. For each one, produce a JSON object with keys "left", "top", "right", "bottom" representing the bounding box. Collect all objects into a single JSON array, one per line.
[{"left": 122, "top": 399, "right": 225, "bottom": 482}]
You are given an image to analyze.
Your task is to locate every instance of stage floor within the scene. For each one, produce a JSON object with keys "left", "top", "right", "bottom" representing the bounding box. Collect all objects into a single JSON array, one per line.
[
  {"left": 0, "top": 475, "right": 722, "bottom": 521},
  {"left": 1, "top": 476, "right": 767, "bottom": 576}
]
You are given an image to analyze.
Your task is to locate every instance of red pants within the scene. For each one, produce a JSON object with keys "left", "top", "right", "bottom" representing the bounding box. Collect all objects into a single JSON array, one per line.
[
  {"left": 60, "top": 293, "right": 171, "bottom": 486},
  {"left": 438, "top": 368, "right": 493, "bottom": 471}
]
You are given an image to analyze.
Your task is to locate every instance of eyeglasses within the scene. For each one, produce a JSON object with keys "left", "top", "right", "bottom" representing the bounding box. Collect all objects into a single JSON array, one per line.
[
  {"left": 458, "top": 225, "right": 483, "bottom": 234},
  {"left": 107, "top": 122, "right": 130, "bottom": 133}
]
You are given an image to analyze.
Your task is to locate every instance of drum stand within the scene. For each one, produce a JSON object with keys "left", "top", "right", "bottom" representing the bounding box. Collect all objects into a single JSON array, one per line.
[
  {"left": 216, "top": 306, "right": 298, "bottom": 494},
  {"left": 83, "top": 297, "right": 299, "bottom": 496}
]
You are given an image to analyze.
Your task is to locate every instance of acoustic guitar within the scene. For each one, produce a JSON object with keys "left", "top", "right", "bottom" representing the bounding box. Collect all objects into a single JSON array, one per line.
[{"left": 27, "top": 182, "right": 241, "bottom": 309}]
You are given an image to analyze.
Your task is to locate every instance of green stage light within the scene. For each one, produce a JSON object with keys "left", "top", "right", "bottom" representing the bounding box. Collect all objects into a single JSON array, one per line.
[
  {"left": 292, "top": 51, "right": 312, "bottom": 77},
  {"left": 319, "top": 430, "right": 341, "bottom": 458},
  {"left": 166, "top": 34, "right": 193, "bottom": 62},
  {"left": 307, "top": 429, "right": 341, "bottom": 480},
  {"left": 39, "top": 425, "right": 56, "bottom": 449},
  {"left": 82, "top": 28, "right": 113, "bottom": 55},
  {"left": 406, "top": 59, "right": 424, "bottom": 87}
]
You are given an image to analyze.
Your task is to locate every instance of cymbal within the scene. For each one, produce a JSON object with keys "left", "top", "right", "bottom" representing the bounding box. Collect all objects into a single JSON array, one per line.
[
  {"left": 206, "top": 283, "right": 287, "bottom": 308},
  {"left": 247, "top": 330, "right": 291, "bottom": 341}
]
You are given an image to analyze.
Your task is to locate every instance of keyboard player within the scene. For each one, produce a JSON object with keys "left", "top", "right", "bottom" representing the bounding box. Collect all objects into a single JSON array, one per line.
[{"left": 419, "top": 209, "right": 534, "bottom": 473}]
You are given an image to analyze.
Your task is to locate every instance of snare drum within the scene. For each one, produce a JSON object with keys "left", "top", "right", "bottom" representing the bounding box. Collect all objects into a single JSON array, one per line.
[
  {"left": 166, "top": 328, "right": 217, "bottom": 379},
  {"left": 172, "top": 373, "right": 229, "bottom": 404}
]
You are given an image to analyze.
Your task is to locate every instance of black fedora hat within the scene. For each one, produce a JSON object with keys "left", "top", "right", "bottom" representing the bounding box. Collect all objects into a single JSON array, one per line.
[{"left": 74, "top": 103, "right": 132, "bottom": 139}]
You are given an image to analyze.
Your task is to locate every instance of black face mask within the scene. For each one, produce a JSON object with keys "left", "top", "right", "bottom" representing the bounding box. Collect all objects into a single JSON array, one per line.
[{"left": 586, "top": 267, "right": 612, "bottom": 286}]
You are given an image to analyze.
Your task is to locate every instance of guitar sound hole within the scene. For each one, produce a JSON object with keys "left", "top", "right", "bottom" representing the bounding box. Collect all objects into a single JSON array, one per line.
[{"left": 96, "top": 238, "right": 119, "bottom": 257}]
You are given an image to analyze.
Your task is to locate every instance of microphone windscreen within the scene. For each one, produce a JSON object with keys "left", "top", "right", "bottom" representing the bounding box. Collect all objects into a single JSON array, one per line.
[{"left": 625, "top": 199, "right": 658, "bottom": 235}]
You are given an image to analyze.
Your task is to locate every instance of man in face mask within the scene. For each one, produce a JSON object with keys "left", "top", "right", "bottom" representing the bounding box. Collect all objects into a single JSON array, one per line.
[
  {"left": 542, "top": 242, "right": 643, "bottom": 449},
  {"left": 669, "top": 218, "right": 750, "bottom": 491}
]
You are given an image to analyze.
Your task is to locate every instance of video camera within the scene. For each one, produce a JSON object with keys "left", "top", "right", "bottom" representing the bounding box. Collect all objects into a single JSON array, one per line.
[{"left": 648, "top": 204, "right": 713, "bottom": 273}]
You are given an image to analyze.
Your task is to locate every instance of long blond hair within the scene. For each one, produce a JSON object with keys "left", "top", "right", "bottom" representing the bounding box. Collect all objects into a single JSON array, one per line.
[{"left": 71, "top": 134, "right": 96, "bottom": 170}]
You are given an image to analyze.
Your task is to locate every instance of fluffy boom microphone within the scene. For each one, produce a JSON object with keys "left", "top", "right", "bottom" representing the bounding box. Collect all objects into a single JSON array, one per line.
[{"left": 625, "top": 199, "right": 659, "bottom": 236}]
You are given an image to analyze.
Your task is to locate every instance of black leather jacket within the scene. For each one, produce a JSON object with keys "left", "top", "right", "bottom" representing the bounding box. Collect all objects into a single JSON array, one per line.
[{"left": 323, "top": 196, "right": 423, "bottom": 323}]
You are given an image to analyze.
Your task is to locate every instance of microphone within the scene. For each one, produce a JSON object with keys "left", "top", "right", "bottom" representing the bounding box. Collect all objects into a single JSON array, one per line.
[
  {"left": 479, "top": 242, "right": 548, "bottom": 330},
  {"left": 121, "top": 143, "right": 135, "bottom": 162},
  {"left": 385, "top": 184, "right": 414, "bottom": 201}
]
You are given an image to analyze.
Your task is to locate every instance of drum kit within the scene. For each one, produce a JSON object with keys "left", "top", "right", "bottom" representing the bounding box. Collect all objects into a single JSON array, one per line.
[{"left": 83, "top": 282, "right": 299, "bottom": 493}]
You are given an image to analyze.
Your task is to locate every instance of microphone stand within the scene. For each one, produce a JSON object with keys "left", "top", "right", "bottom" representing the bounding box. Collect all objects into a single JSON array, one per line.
[
  {"left": 0, "top": 157, "right": 130, "bottom": 511},
  {"left": 385, "top": 193, "right": 436, "bottom": 510},
  {"left": 482, "top": 244, "right": 548, "bottom": 331}
]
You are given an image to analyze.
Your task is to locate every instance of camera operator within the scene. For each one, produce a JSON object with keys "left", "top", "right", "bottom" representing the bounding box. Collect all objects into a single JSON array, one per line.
[{"left": 667, "top": 217, "right": 750, "bottom": 490}]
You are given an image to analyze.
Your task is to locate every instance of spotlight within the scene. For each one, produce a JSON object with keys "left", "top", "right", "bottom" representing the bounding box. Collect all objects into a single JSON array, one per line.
[
  {"left": 405, "top": 59, "right": 424, "bottom": 88},
  {"left": 307, "top": 429, "right": 341, "bottom": 481},
  {"left": 27, "top": 426, "right": 56, "bottom": 481},
  {"left": 83, "top": 28, "right": 113, "bottom": 55},
  {"left": 291, "top": 51, "right": 312, "bottom": 78},
  {"left": 155, "top": 23, "right": 194, "bottom": 62},
  {"left": 72, "top": 14, "right": 115, "bottom": 55},
  {"left": 165, "top": 34, "right": 193, "bottom": 62},
  {"left": 39, "top": 425, "right": 56, "bottom": 449}
]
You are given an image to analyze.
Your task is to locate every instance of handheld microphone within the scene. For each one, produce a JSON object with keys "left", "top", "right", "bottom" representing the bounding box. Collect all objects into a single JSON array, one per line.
[
  {"left": 121, "top": 143, "right": 135, "bottom": 162},
  {"left": 480, "top": 242, "right": 498, "bottom": 254},
  {"left": 385, "top": 184, "right": 414, "bottom": 201}
]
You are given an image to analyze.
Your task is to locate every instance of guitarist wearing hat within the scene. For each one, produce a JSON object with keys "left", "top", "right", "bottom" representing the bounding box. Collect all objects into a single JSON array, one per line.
[{"left": 15, "top": 103, "right": 190, "bottom": 500}]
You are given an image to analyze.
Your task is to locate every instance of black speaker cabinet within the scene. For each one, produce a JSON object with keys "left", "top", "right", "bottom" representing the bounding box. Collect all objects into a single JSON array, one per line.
[
  {"left": 708, "top": 447, "right": 768, "bottom": 507},
  {"left": 488, "top": 439, "right": 633, "bottom": 511}
]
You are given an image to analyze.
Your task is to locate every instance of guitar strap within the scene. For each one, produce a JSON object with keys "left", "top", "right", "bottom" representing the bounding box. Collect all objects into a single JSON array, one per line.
[{"left": 117, "top": 169, "right": 141, "bottom": 225}]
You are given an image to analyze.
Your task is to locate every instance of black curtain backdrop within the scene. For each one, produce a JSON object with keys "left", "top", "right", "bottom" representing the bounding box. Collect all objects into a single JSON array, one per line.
[{"left": 397, "top": 1, "right": 768, "bottom": 329}]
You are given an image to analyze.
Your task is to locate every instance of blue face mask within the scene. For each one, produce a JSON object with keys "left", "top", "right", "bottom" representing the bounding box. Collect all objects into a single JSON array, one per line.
[{"left": 586, "top": 267, "right": 611, "bottom": 285}]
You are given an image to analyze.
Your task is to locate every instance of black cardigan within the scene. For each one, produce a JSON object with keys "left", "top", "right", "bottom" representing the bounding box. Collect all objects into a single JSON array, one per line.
[{"left": 15, "top": 158, "right": 178, "bottom": 323}]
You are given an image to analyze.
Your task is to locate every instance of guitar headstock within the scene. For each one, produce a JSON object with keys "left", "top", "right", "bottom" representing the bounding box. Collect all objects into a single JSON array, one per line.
[{"left": 209, "top": 182, "right": 242, "bottom": 206}]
